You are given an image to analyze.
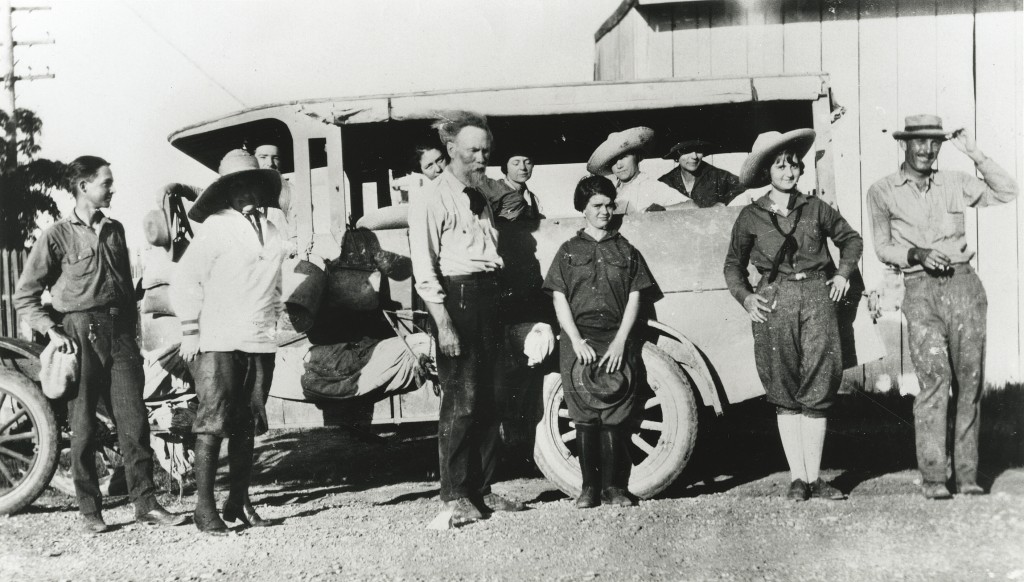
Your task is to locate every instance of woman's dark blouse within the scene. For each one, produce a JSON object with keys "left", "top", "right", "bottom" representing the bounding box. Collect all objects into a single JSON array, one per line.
[
  {"left": 543, "top": 230, "right": 655, "bottom": 331},
  {"left": 723, "top": 191, "right": 863, "bottom": 304}
]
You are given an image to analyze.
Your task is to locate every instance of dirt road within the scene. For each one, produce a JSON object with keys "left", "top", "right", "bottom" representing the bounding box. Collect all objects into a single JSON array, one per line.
[{"left": 2, "top": 393, "right": 1023, "bottom": 582}]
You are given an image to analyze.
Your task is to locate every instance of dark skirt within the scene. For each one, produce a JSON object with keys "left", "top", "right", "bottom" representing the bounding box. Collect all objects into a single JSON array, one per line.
[{"left": 558, "top": 326, "right": 641, "bottom": 426}]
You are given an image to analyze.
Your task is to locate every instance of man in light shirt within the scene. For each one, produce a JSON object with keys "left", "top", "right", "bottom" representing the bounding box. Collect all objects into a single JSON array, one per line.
[
  {"left": 867, "top": 114, "right": 1018, "bottom": 500},
  {"left": 586, "top": 127, "right": 694, "bottom": 214},
  {"left": 408, "top": 111, "right": 527, "bottom": 524}
]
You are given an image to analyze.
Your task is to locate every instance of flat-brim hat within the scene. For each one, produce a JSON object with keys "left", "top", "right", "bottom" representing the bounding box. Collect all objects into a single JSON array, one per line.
[
  {"left": 586, "top": 127, "right": 655, "bottom": 176},
  {"left": 892, "top": 114, "right": 949, "bottom": 141},
  {"left": 570, "top": 358, "right": 629, "bottom": 402},
  {"left": 663, "top": 139, "right": 714, "bottom": 160},
  {"left": 738, "top": 129, "right": 816, "bottom": 188},
  {"left": 188, "top": 149, "right": 282, "bottom": 223}
]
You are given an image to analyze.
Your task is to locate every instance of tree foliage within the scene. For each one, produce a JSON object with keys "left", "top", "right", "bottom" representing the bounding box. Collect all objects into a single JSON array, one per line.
[{"left": 1, "top": 108, "right": 67, "bottom": 250}]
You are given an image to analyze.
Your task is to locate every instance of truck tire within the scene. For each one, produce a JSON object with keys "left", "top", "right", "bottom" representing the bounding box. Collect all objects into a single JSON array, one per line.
[
  {"left": 0, "top": 367, "right": 60, "bottom": 515},
  {"left": 533, "top": 342, "right": 698, "bottom": 500}
]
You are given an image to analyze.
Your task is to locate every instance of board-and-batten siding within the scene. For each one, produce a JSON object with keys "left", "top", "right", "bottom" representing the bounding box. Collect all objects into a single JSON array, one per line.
[{"left": 595, "top": 0, "right": 1024, "bottom": 385}]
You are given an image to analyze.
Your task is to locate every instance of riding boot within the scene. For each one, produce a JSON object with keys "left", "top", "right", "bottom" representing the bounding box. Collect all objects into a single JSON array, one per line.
[
  {"left": 222, "top": 433, "right": 268, "bottom": 527},
  {"left": 193, "top": 435, "right": 227, "bottom": 533},
  {"left": 576, "top": 424, "right": 601, "bottom": 509},
  {"left": 600, "top": 425, "right": 635, "bottom": 507}
]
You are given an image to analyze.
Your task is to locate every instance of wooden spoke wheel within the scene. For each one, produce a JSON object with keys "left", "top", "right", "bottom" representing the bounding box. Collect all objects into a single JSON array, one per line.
[
  {"left": 0, "top": 368, "right": 59, "bottom": 515},
  {"left": 533, "top": 342, "right": 698, "bottom": 500}
]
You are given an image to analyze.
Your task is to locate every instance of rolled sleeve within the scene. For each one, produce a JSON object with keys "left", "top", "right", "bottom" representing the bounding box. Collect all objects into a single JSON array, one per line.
[
  {"left": 408, "top": 196, "right": 446, "bottom": 304},
  {"left": 542, "top": 245, "right": 569, "bottom": 297},
  {"left": 13, "top": 232, "right": 60, "bottom": 333},
  {"left": 629, "top": 249, "right": 656, "bottom": 295},
  {"left": 867, "top": 184, "right": 912, "bottom": 269},
  {"left": 964, "top": 157, "right": 1018, "bottom": 207}
]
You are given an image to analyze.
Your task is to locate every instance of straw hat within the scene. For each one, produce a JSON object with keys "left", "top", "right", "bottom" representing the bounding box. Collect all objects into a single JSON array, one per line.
[
  {"left": 892, "top": 114, "right": 949, "bottom": 141},
  {"left": 586, "top": 127, "right": 655, "bottom": 176},
  {"left": 188, "top": 149, "right": 282, "bottom": 223},
  {"left": 738, "top": 129, "right": 816, "bottom": 188},
  {"left": 662, "top": 139, "right": 713, "bottom": 160}
]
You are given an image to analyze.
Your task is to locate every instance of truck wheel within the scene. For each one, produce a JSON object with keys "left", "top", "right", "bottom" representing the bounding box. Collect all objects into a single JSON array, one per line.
[
  {"left": 0, "top": 368, "right": 60, "bottom": 515},
  {"left": 533, "top": 342, "right": 698, "bottom": 500}
]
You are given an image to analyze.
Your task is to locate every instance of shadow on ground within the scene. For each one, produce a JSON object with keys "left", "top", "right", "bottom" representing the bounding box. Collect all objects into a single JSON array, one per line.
[{"left": 246, "top": 384, "right": 1024, "bottom": 500}]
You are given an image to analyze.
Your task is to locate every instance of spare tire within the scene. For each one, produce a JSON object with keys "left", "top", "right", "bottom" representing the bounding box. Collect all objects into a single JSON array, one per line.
[{"left": 533, "top": 342, "right": 698, "bottom": 500}]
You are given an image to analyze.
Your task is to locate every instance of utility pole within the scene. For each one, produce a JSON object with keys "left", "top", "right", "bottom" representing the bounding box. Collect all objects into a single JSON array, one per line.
[{"left": 1, "top": 0, "right": 53, "bottom": 174}]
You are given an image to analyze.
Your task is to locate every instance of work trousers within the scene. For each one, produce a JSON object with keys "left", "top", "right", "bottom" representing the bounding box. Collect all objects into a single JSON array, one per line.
[
  {"left": 903, "top": 265, "right": 987, "bottom": 486},
  {"left": 751, "top": 273, "right": 842, "bottom": 417},
  {"left": 63, "top": 309, "right": 157, "bottom": 516},
  {"left": 435, "top": 274, "right": 502, "bottom": 502}
]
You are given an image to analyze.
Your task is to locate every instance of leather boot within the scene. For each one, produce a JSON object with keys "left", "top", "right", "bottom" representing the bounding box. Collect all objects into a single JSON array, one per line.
[
  {"left": 576, "top": 424, "right": 601, "bottom": 509},
  {"left": 193, "top": 435, "right": 227, "bottom": 533},
  {"left": 600, "top": 425, "right": 635, "bottom": 507},
  {"left": 222, "top": 433, "right": 268, "bottom": 527}
]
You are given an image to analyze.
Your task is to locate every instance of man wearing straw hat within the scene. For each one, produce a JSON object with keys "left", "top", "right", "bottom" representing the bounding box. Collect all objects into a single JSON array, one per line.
[
  {"left": 15, "top": 156, "right": 188, "bottom": 533},
  {"left": 587, "top": 127, "right": 695, "bottom": 215},
  {"left": 658, "top": 139, "right": 745, "bottom": 208},
  {"left": 867, "top": 115, "right": 1018, "bottom": 500},
  {"left": 172, "top": 149, "right": 286, "bottom": 532},
  {"left": 409, "top": 111, "right": 527, "bottom": 526}
]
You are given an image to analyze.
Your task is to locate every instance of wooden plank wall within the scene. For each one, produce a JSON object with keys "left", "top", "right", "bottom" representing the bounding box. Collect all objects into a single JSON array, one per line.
[{"left": 596, "top": 0, "right": 1024, "bottom": 385}]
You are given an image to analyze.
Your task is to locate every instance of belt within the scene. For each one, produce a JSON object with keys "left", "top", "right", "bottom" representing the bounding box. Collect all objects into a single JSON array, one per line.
[
  {"left": 444, "top": 271, "right": 498, "bottom": 283},
  {"left": 70, "top": 304, "right": 132, "bottom": 318},
  {"left": 758, "top": 269, "right": 827, "bottom": 282},
  {"left": 903, "top": 263, "right": 974, "bottom": 280}
]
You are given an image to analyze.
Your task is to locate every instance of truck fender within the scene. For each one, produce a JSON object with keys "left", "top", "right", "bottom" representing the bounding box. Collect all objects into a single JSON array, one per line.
[
  {"left": 644, "top": 319, "right": 723, "bottom": 416},
  {"left": 0, "top": 337, "right": 43, "bottom": 361}
]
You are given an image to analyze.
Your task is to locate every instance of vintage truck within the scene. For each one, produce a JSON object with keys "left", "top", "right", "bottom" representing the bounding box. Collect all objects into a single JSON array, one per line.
[{"left": 0, "top": 72, "right": 879, "bottom": 514}]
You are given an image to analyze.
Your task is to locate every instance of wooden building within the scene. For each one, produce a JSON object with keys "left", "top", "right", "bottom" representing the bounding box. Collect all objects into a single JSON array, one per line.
[{"left": 594, "top": 0, "right": 1024, "bottom": 386}]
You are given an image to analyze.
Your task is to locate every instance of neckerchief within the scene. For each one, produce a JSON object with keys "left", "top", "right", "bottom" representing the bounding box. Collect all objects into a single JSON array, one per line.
[{"left": 767, "top": 205, "right": 803, "bottom": 283}]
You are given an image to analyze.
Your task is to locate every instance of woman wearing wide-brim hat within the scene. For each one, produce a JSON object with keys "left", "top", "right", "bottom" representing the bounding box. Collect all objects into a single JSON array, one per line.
[
  {"left": 171, "top": 149, "right": 286, "bottom": 533},
  {"left": 723, "top": 129, "right": 864, "bottom": 502},
  {"left": 586, "top": 127, "right": 693, "bottom": 214}
]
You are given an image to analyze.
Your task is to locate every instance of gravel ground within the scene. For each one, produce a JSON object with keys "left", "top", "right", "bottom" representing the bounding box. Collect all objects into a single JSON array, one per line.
[{"left": 2, "top": 393, "right": 1023, "bottom": 582}]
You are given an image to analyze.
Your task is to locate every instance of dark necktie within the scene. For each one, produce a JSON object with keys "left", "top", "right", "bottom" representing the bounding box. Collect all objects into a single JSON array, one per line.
[
  {"left": 244, "top": 210, "right": 264, "bottom": 246},
  {"left": 464, "top": 187, "right": 487, "bottom": 216}
]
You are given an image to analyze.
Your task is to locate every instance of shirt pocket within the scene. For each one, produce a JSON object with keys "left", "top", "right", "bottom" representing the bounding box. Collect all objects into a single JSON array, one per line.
[
  {"left": 63, "top": 247, "right": 95, "bottom": 278},
  {"left": 567, "top": 251, "right": 594, "bottom": 268},
  {"left": 799, "top": 219, "right": 824, "bottom": 254}
]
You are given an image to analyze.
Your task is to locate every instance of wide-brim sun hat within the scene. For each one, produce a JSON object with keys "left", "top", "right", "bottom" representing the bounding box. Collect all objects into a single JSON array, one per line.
[
  {"left": 662, "top": 139, "right": 714, "bottom": 160},
  {"left": 188, "top": 149, "right": 283, "bottom": 223},
  {"left": 586, "top": 127, "right": 656, "bottom": 176},
  {"left": 142, "top": 208, "right": 171, "bottom": 248},
  {"left": 738, "top": 129, "right": 816, "bottom": 189},
  {"left": 892, "top": 114, "right": 949, "bottom": 141}
]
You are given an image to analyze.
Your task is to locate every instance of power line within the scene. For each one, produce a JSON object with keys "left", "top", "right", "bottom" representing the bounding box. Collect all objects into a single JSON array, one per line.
[{"left": 120, "top": 1, "right": 247, "bottom": 108}]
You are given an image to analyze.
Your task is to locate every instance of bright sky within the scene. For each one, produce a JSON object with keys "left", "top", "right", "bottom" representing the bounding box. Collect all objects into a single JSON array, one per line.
[{"left": 12, "top": 0, "right": 623, "bottom": 247}]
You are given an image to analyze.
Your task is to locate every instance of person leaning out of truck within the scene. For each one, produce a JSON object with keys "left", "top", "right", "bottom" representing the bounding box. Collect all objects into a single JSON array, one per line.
[
  {"left": 543, "top": 175, "right": 659, "bottom": 509},
  {"left": 723, "top": 129, "right": 863, "bottom": 502},
  {"left": 586, "top": 127, "right": 695, "bottom": 215}
]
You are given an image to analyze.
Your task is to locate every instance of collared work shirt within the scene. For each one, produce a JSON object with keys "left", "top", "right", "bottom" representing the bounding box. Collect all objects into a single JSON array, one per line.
[
  {"left": 543, "top": 230, "right": 655, "bottom": 331},
  {"left": 171, "top": 209, "right": 284, "bottom": 353},
  {"left": 15, "top": 211, "right": 136, "bottom": 333},
  {"left": 658, "top": 162, "right": 746, "bottom": 208},
  {"left": 867, "top": 159, "right": 1018, "bottom": 272},
  {"left": 723, "top": 191, "right": 863, "bottom": 304},
  {"left": 409, "top": 168, "right": 506, "bottom": 304},
  {"left": 492, "top": 178, "right": 543, "bottom": 222},
  {"left": 615, "top": 171, "right": 691, "bottom": 215}
]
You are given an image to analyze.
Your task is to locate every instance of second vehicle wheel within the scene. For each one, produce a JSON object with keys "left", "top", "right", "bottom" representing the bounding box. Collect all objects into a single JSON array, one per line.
[
  {"left": 0, "top": 367, "right": 60, "bottom": 516},
  {"left": 533, "top": 342, "right": 699, "bottom": 500}
]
